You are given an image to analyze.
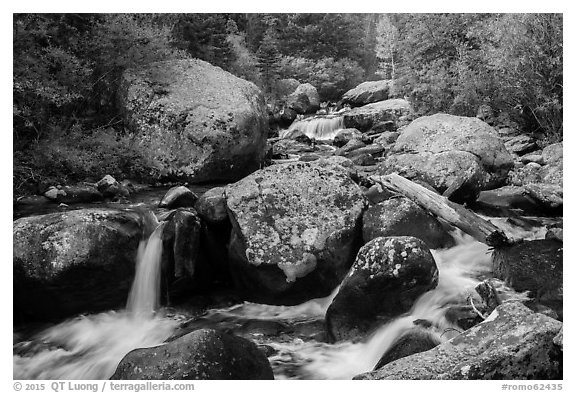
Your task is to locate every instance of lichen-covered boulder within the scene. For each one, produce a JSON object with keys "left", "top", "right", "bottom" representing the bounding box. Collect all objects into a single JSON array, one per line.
[
  {"left": 13, "top": 208, "right": 148, "bottom": 321},
  {"left": 385, "top": 113, "right": 514, "bottom": 197},
  {"left": 325, "top": 236, "right": 438, "bottom": 342},
  {"left": 117, "top": 58, "right": 268, "bottom": 183},
  {"left": 355, "top": 302, "right": 563, "bottom": 380},
  {"left": 111, "top": 329, "right": 274, "bottom": 380},
  {"left": 379, "top": 151, "right": 488, "bottom": 202},
  {"left": 343, "top": 99, "right": 413, "bottom": 132},
  {"left": 342, "top": 80, "right": 393, "bottom": 107},
  {"left": 225, "top": 161, "right": 367, "bottom": 304},
  {"left": 362, "top": 197, "right": 454, "bottom": 249},
  {"left": 542, "top": 142, "right": 563, "bottom": 165},
  {"left": 333, "top": 128, "right": 362, "bottom": 147},
  {"left": 492, "top": 239, "right": 563, "bottom": 319},
  {"left": 524, "top": 183, "right": 563, "bottom": 211},
  {"left": 159, "top": 186, "right": 198, "bottom": 209}
]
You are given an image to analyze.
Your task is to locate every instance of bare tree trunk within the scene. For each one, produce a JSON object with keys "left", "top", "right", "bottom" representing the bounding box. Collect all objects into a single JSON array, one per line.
[{"left": 371, "top": 173, "right": 513, "bottom": 247}]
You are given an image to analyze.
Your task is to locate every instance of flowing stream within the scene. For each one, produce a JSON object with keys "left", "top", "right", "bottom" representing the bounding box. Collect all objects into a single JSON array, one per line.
[{"left": 13, "top": 216, "right": 551, "bottom": 380}]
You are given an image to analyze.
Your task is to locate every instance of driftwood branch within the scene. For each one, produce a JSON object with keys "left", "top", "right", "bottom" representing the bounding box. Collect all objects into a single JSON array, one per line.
[{"left": 370, "top": 173, "right": 513, "bottom": 247}]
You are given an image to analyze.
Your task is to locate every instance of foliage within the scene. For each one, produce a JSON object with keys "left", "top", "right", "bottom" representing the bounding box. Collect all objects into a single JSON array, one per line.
[
  {"left": 277, "top": 56, "right": 365, "bottom": 101},
  {"left": 387, "top": 13, "right": 562, "bottom": 139}
]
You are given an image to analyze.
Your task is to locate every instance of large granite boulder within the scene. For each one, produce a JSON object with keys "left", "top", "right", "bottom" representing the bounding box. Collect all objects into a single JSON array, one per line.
[
  {"left": 225, "top": 161, "right": 367, "bottom": 304},
  {"left": 380, "top": 114, "right": 514, "bottom": 202},
  {"left": 342, "top": 80, "right": 393, "bottom": 107},
  {"left": 362, "top": 197, "right": 454, "bottom": 249},
  {"left": 117, "top": 58, "right": 268, "bottom": 183},
  {"left": 343, "top": 99, "right": 413, "bottom": 132},
  {"left": 13, "top": 208, "right": 149, "bottom": 321},
  {"left": 355, "top": 302, "right": 562, "bottom": 380},
  {"left": 325, "top": 236, "right": 438, "bottom": 342},
  {"left": 111, "top": 329, "right": 274, "bottom": 380}
]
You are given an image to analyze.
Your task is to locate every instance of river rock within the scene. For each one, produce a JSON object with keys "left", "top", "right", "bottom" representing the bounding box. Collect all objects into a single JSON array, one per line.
[
  {"left": 272, "top": 139, "right": 314, "bottom": 157},
  {"left": 161, "top": 208, "right": 202, "bottom": 282},
  {"left": 159, "top": 186, "right": 198, "bottom": 209},
  {"left": 362, "top": 197, "right": 454, "bottom": 249},
  {"left": 507, "top": 162, "right": 543, "bottom": 186},
  {"left": 342, "top": 80, "right": 393, "bottom": 107},
  {"left": 391, "top": 113, "right": 514, "bottom": 190},
  {"left": 286, "top": 83, "right": 320, "bottom": 114},
  {"left": 111, "top": 328, "right": 274, "bottom": 380},
  {"left": 355, "top": 302, "right": 562, "bottom": 380},
  {"left": 542, "top": 142, "right": 563, "bottom": 165},
  {"left": 520, "top": 153, "right": 545, "bottom": 165},
  {"left": 225, "top": 161, "right": 366, "bottom": 305},
  {"left": 492, "top": 239, "right": 563, "bottom": 319},
  {"left": 504, "top": 134, "right": 538, "bottom": 155},
  {"left": 95, "top": 175, "right": 130, "bottom": 198},
  {"left": 325, "top": 236, "right": 438, "bottom": 342},
  {"left": 473, "top": 185, "right": 542, "bottom": 216},
  {"left": 379, "top": 151, "right": 488, "bottom": 202},
  {"left": 333, "top": 128, "right": 362, "bottom": 147},
  {"left": 524, "top": 183, "right": 563, "bottom": 211},
  {"left": 374, "top": 327, "right": 440, "bottom": 370},
  {"left": 343, "top": 99, "right": 413, "bottom": 132},
  {"left": 117, "top": 58, "right": 268, "bottom": 183},
  {"left": 364, "top": 183, "right": 396, "bottom": 205},
  {"left": 277, "top": 78, "right": 300, "bottom": 97},
  {"left": 13, "top": 208, "right": 148, "bottom": 321},
  {"left": 44, "top": 184, "right": 103, "bottom": 204},
  {"left": 194, "top": 186, "right": 228, "bottom": 224}
]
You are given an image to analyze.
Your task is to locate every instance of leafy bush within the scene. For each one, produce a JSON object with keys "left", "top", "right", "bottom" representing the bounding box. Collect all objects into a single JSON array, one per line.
[{"left": 277, "top": 56, "right": 364, "bottom": 101}]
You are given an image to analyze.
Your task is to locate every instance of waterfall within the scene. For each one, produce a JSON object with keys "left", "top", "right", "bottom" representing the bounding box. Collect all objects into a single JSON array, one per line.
[
  {"left": 281, "top": 116, "right": 345, "bottom": 140},
  {"left": 13, "top": 215, "right": 178, "bottom": 380},
  {"left": 127, "top": 222, "right": 166, "bottom": 316}
]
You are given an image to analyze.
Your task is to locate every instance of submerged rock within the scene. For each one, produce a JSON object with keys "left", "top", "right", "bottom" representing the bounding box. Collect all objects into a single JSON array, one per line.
[
  {"left": 325, "top": 236, "right": 438, "bottom": 342},
  {"left": 225, "top": 161, "right": 366, "bottom": 305},
  {"left": 13, "top": 208, "right": 148, "bottom": 321},
  {"left": 362, "top": 197, "right": 454, "bottom": 249},
  {"left": 374, "top": 327, "right": 440, "bottom": 370},
  {"left": 159, "top": 186, "right": 198, "bottom": 209},
  {"left": 342, "top": 80, "right": 393, "bottom": 107},
  {"left": 111, "top": 328, "right": 274, "bottom": 380},
  {"left": 117, "top": 58, "right": 268, "bottom": 183},
  {"left": 355, "top": 302, "right": 562, "bottom": 380}
]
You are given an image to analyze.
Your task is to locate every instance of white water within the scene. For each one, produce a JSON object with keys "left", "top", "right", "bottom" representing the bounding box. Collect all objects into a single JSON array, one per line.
[
  {"left": 13, "top": 214, "right": 552, "bottom": 380},
  {"left": 127, "top": 222, "right": 166, "bottom": 316},
  {"left": 281, "top": 116, "right": 345, "bottom": 140},
  {"left": 13, "top": 220, "right": 179, "bottom": 379}
]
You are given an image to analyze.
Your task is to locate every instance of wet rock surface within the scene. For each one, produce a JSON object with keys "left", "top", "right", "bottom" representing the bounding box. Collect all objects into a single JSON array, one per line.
[
  {"left": 111, "top": 328, "right": 274, "bottom": 380},
  {"left": 355, "top": 302, "right": 562, "bottom": 380},
  {"left": 326, "top": 236, "right": 438, "bottom": 342},
  {"left": 13, "top": 208, "right": 147, "bottom": 321}
]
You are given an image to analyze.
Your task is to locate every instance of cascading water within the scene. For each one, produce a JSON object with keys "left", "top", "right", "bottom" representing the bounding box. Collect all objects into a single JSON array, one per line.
[
  {"left": 281, "top": 116, "right": 345, "bottom": 140},
  {"left": 13, "top": 213, "right": 553, "bottom": 380},
  {"left": 13, "top": 218, "right": 179, "bottom": 379},
  {"left": 127, "top": 222, "right": 166, "bottom": 316}
]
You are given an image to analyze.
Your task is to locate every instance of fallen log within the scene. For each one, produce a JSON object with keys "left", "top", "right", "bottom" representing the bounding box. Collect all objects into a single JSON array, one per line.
[{"left": 370, "top": 173, "right": 513, "bottom": 247}]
